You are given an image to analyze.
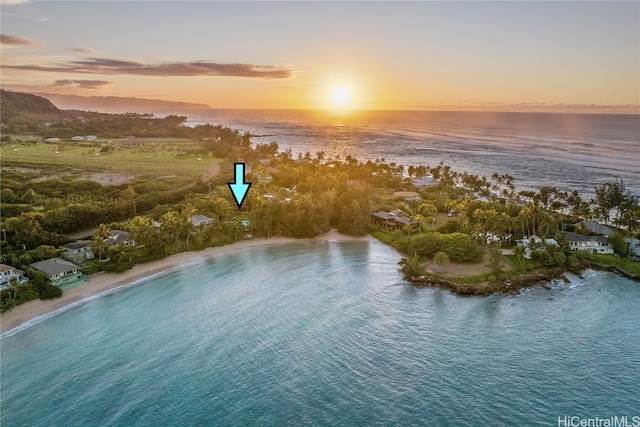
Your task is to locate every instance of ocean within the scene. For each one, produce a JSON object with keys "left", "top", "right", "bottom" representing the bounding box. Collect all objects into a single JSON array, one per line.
[
  {"left": 2, "top": 111, "right": 640, "bottom": 425},
  {"left": 2, "top": 240, "right": 639, "bottom": 426},
  {"left": 186, "top": 109, "right": 640, "bottom": 197}
]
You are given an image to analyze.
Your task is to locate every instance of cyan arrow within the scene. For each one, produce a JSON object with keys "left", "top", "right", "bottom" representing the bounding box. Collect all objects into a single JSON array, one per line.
[{"left": 227, "top": 163, "right": 252, "bottom": 209}]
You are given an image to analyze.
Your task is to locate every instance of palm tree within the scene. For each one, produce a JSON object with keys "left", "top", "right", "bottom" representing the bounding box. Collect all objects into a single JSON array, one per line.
[
  {"left": 109, "top": 245, "right": 133, "bottom": 264},
  {"left": 159, "top": 211, "right": 180, "bottom": 254},
  {"left": 125, "top": 216, "right": 154, "bottom": 247},
  {"left": 413, "top": 213, "right": 425, "bottom": 232},
  {"left": 179, "top": 204, "right": 197, "bottom": 249},
  {"left": 209, "top": 195, "right": 234, "bottom": 222},
  {"left": 92, "top": 224, "right": 112, "bottom": 261},
  {"left": 433, "top": 251, "right": 450, "bottom": 272},
  {"left": 513, "top": 245, "right": 526, "bottom": 266}
]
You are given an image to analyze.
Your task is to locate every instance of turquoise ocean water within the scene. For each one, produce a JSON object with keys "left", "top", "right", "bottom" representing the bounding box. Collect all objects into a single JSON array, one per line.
[{"left": 2, "top": 239, "right": 639, "bottom": 426}]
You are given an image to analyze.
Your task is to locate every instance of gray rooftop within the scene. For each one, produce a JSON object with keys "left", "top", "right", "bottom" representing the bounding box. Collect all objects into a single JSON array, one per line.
[
  {"left": 580, "top": 221, "right": 614, "bottom": 237},
  {"left": 564, "top": 231, "right": 608, "bottom": 243},
  {"left": 61, "top": 241, "right": 92, "bottom": 250},
  {"left": 30, "top": 258, "right": 80, "bottom": 276},
  {"left": 191, "top": 215, "right": 214, "bottom": 226},
  {"left": 108, "top": 230, "right": 130, "bottom": 245}
]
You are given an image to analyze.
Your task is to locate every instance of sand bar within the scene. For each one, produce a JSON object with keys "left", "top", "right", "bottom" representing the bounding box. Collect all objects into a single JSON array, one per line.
[{"left": 1, "top": 231, "right": 370, "bottom": 335}]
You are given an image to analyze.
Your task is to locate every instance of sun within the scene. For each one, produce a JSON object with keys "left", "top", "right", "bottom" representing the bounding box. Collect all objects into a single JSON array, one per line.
[{"left": 329, "top": 86, "right": 353, "bottom": 109}]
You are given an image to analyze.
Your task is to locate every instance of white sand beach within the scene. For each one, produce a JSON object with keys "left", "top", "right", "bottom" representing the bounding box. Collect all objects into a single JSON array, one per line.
[{"left": 1, "top": 231, "right": 370, "bottom": 335}]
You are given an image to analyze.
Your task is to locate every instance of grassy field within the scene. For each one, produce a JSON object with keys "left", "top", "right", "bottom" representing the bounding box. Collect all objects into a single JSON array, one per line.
[
  {"left": 1, "top": 140, "right": 222, "bottom": 176},
  {"left": 582, "top": 253, "right": 640, "bottom": 276}
]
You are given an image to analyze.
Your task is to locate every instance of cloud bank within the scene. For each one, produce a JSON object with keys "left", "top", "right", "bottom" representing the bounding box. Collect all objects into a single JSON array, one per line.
[
  {"left": 4, "top": 57, "right": 292, "bottom": 79},
  {"left": 0, "top": 33, "right": 38, "bottom": 46},
  {"left": 69, "top": 47, "right": 96, "bottom": 55},
  {"left": 54, "top": 79, "right": 112, "bottom": 89}
]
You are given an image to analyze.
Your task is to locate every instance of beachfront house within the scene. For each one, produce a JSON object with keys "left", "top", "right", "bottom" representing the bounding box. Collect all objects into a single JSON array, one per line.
[
  {"left": 564, "top": 232, "right": 614, "bottom": 255},
  {"left": 60, "top": 241, "right": 95, "bottom": 263},
  {"left": 0, "top": 264, "right": 28, "bottom": 291},
  {"left": 394, "top": 191, "right": 421, "bottom": 202},
  {"left": 412, "top": 176, "right": 439, "bottom": 188},
  {"left": 515, "top": 235, "right": 559, "bottom": 259},
  {"left": 30, "top": 258, "right": 84, "bottom": 287},
  {"left": 107, "top": 230, "right": 135, "bottom": 247},
  {"left": 191, "top": 215, "right": 214, "bottom": 227},
  {"left": 372, "top": 209, "right": 420, "bottom": 230}
]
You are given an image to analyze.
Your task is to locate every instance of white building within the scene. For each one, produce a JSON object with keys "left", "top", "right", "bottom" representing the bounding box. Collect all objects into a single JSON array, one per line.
[
  {"left": 191, "top": 215, "right": 214, "bottom": 227},
  {"left": 515, "top": 235, "right": 559, "bottom": 259},
  {"left": 0, "top": 264, "right": 28, "bottom": 291},
  {"left": 564, "top": 232, "right": 614, "bottom": 255}
]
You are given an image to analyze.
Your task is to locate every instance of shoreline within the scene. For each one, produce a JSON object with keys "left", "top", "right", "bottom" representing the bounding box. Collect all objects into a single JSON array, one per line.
[
  {"left": 408, "top": 262, "right": 640, "bottom": 296},
  {"left": 1, "top": 230, "right": 369, "bottom": 336}
]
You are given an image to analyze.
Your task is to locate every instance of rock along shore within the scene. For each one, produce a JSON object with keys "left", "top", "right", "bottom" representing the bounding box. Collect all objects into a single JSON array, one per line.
[{"left": 408, "top": 262, "right": 639, "bottom": 296}]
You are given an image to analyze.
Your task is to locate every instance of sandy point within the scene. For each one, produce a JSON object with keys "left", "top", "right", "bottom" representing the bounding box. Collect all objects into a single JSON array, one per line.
[{"left": 1, "top": 231, "right": 372, "bottom": 335}]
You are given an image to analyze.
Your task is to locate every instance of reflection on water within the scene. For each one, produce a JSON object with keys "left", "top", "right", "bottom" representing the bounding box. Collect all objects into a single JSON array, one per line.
[{"left": 2, "top": 240, "right": 639, "bottom": 426}]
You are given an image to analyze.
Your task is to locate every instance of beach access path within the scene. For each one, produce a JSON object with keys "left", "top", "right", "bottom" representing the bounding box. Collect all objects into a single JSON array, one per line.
[{"left": 1, "top": 231, "right": 370, "bottom": 335}]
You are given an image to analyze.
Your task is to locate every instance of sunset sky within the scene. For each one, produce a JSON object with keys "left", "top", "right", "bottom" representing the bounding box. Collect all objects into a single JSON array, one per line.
[{"left": 1, "top": 1, "right": 638, "bottom": 112}]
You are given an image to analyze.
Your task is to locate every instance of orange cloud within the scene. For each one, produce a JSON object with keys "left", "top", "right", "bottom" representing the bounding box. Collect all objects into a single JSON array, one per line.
[
  {"left": 4, "top": 57, "right": 292, "bottom": 79},
  {"left": 54, "top": 79, "right": 112, "bottom": 89},
  {"left": 0, "top": 33, "right": 39, "bottom": 47}
]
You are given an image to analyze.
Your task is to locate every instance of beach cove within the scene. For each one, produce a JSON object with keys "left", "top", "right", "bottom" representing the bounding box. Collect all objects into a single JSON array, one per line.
[
  {"left": 1, "top": 231, "right": 368, "bottom": 335},
  {"left": 2, "top": 236, "right": 638, "bottom": 426}
]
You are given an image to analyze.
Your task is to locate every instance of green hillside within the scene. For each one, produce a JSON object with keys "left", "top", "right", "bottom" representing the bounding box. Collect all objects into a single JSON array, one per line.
[{"left": 1, "top": 90, "right": 70, "bottom": 132}]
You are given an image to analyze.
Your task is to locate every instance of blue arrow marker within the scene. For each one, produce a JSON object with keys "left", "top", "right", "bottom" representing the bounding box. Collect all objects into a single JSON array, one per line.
[{"left": 228, "top": 163, "right": 252, "bottom": 209}]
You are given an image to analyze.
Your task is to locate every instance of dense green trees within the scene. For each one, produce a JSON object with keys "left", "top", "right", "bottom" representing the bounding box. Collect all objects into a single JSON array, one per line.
[
  {"left": 398, "top": 256, "right": 424, "bottom": 280},
  {"left": 405, "top": 232, "right": 482, "bottom": 262},
  {"left": 2, "top": 105, "right": 639, "bottom": 314},
  {"left": 0, "top": 270, "right": 62, "bottom": 312}
]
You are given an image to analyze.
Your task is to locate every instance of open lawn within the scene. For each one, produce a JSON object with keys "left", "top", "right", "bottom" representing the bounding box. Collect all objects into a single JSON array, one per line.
[
  {"left": 1, "top": 140, "right": 222, "bottom": 176},
  {"left": 582, "top": 253, "right": 640, "bottom": 276},
  {"left": 424, "top": 253, "right": 513, "bottom": 280}
]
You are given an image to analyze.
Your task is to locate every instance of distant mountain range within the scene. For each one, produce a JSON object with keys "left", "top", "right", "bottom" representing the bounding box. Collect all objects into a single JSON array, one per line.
[{"left": 34, "top": 93, "right": 211, "bottom": 113}]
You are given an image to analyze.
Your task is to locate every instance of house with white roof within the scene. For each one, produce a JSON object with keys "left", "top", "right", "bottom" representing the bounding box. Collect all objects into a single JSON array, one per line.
[
  {"left": 191, "top": 215, "right": 214, "bottom": 227},
  {"left": 0, "top": 264, "right": 28, "bottom": 291}
]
